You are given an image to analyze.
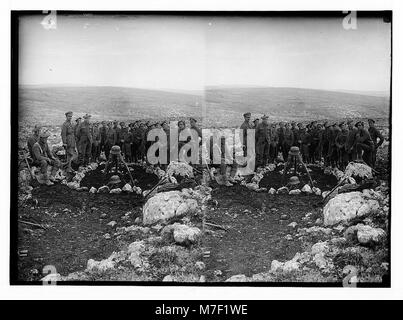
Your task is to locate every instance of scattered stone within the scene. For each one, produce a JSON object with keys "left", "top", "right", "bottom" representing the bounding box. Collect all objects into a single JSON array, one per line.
[
  {"left": 110, "top": 188, "right": 122, "bottom": 194},
  {"left": 323, "top": 192, "right": 379, "bottom": 226},
  {"left": 122, "top": 183, "right": 133, "bottom": 193},
  {"left": 103, "top": 233, "right": 111, "bottom": 240},
  {"left": 127, "top": 241, "right": 146, "bottom": 268},
  {"left": 100, "top": 213, "right": 107, "bottom": 218},
  {"left": 199, "top": 275, "right": 206, "bottom": 282},
  {"left": 285, "top": 234, "right": 293, "bottom": 240},
  {"left": 344, "top": 162, "right": 373, "bottom": 181},
  {"left": 344, "top": 223, "right": 386, "bottom": 245},
  {"left": 107, "top": 221, "right": 117, "bottom": 228},
  {"left": 280, "top": 214, "right": 290, "bottom": 220},
  {"left": 289, "top": 189, "right": 301, "bottom": 195},
  {"left": 277, "top": 186, "right": 289, "bottom": 194},
  {"left": 312, "top": 187, "right": 322, "bottom": 196},
  {"left": 89, "top": 187, "right": 97, "bottom": 194},
  {"left": 288, "top": 222, "right": 298, "bottom": 228},
  {"left": 142, "top": 191, "right": 198, "bottom": 225},
  {"left": 97, "top": 186, "right": 110, "bottom": 194},
  {"left": 213, "top": 270, "right": 223, "bottom": 276},
  {"left": 134, "top": 217, "right": 141, "bottom": 224},
  {"left": 225, "top": 274, "right": 248, "bottom": 282},
  {"left": 268, "top": 187, "right": 276, "bottom": 195},
  {"left": 163, "top": 275, "right": 174, "bottom": 282},
  {"left": 67, "top": 181, "right": 80, "bottom": 190},
  {"left": 301, "top": 184, "right": 312, "bottom": 194},
  {"left": 245, "top": 183, "right": 259, "bottom": 191},
  {"left": 162, "top": 223, "right": 201, "bottom": 246}
]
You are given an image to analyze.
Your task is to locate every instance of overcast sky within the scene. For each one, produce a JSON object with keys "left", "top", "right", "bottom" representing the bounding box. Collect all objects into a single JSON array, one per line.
[{"left": 19, "top": 14, "right": 391, "bottom": 92}]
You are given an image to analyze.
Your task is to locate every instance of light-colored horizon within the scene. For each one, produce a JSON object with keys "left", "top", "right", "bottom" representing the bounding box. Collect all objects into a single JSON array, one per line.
[{"left": 19, "top": 14, "right": 391, "bottom": 92}]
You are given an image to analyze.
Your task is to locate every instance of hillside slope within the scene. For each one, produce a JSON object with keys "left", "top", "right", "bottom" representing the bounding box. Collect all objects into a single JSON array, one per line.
[{"left": 18, "top": 85, "right": 390, "bottom": 127}]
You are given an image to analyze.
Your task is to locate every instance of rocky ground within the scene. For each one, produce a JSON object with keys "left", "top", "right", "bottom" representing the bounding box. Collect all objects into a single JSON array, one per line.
[
  {"left": 16, "top": 152, "right": 390, "bottom": 285},
  {"left": 15, "top": 118, "right": 390, "bottom": 284}
]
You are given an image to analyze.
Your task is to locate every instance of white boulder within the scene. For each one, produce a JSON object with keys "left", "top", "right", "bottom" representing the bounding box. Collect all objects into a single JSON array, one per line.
[
  {"left": 89, "top": 187, "right": 97, "bottom": 194},
  {"left": 344, "top": 162, "right": 373, "bottom": 180},
  {"left": 142, "top": 191, "right": 198, "bottom": 225},
  {"left": 162, "top": 223, "right": 201, "bottom": 245},
  {"left": 323, "top": 192, "right": 379, "bottom": 226}
]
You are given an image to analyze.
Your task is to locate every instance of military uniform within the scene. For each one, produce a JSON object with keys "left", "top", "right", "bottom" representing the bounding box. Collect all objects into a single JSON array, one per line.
[
  {"left": 77, "top": 120, "right": 93, "bottom": 165},
  {"left": 283, "top": 127, "right": 294, "bottom": 159},
  {"left": 27, "top": 133, "right": 39, "bottom": 159},
  {"left": 355, "top": 126, "right": 374, "bottom": 166},
  {"left": 32, "top": 133, "right": 60, "bottom": 184},
  {"left": 346, "top": 125, "right": 358, "bottom": 162},
  {"left": 240, "top": 119, "right": 254, "bottom": 157},
  {"left": 121, "top": 127, "right": 133, "bottom": 162},
  {"left": 91, "top": 125, "right": 102, "bottom": 162},
  {"left": 368, "top": 124, "right": 384, "bottom": 167},
  {"left": 300, "top": 130, "right": 311, "bottom": 163},
  {"left": 61, "top": 119, "right": 77, "bottom": 167},
  {"left": 105, "top": 127, "right": 117, "bottom": 159},
  {"left": 255, "top": 120, "right": 271, "bottom": 166},
  {"left": 269, "top": 126, "right": 279, "bottom": 161},
  {"left": 335, "top": 128, "right": 349, "bottom": 169}
]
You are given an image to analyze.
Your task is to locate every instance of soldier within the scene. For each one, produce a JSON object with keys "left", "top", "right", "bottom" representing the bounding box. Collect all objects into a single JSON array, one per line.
[
  {"left": 315, "top": 123, "right": 324, "bottom": 162},
  {"left": 309, "top": 121, "right": 320, "bottom": 163},
  {"left": 291, "top": 121, "right": 298, "bottom": 146},
  {"left": 32, "top": 130, "right": 60, "bottom": 185},
  {"left": 240, "top": 112, "right": 253, "bottom": 156},
  {"left": 354, "top": 121, "right": 374, "bottom": 166},
  {"left": 299, "top": 125, "right": 311, "bottom": 163},
  {"left": 269, "top": 123, "right": 279, "bottom": 162},
  {"left": 283, "top": 122, "right": 294, "bottom": 160},
  {"left": 138, "top": 122, "right": 147, "bottom": 161},
  {"left": 77, "top": 114, "right": 93, "bottom": 165},
  {"left": 190, "top": 117, "right": 202, "bottom": 140},
  {"left": 27, "top": 125, "right": 41, "bottom": 160},
  {"left": 99, "top": 121, "right": 108, "bottom": 155},
  {"left": 255, "top": 115, "right": 271, "bottom": 167},
  {"left": 277, "top": 122, "right": 285, "bottom": 159},
  {"left": 368, "top": 119, "right": 384, "bottom": 167},
  {"left": 335, "top": 122, "right": 349, "bottom": 170},
  {"left": 346, "top": 120, "right": 358, "bottom": 162},
  {"left": 105, "top": 122, "right": 117, "bottom": 159},
  {"left": 91, "top": 122, "right": 102, "bottom": 162},
  {"left": 120, "top": 122, "right": 133, "bottom": 162},
  {"left": 322, "top": 121, "right": 330, "bottom": 165},
  {"left": 327, "top": 123, "right": 339, "bottom": 168},
  {"left": 74, "top": 117, "right": 82, "bottom": 145},
  {"left": 61, "top": 111, "right": 77, "bottom": 172}
]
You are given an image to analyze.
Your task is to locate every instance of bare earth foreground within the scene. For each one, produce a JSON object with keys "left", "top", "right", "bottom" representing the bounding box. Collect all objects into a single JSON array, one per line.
[{"left": 16, "top": 156, "right": 390, "bottom": 284}]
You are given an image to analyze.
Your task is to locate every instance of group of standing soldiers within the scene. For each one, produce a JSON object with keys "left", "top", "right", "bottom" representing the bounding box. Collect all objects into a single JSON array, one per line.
[
  {"left": 240, "top": 113, "right": 385, "bottom": 170},
  {"left": 61, "top": 111, "right": 155, "bottom": 171}
]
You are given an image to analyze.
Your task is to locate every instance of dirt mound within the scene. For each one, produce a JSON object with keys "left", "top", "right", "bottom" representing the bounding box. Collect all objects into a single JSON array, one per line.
[
  {"left": 80, "top": 164, "right": 159, "bottom": 190},
  {"left": 259, "top": 164, "right": 338, "bottom": 191}
]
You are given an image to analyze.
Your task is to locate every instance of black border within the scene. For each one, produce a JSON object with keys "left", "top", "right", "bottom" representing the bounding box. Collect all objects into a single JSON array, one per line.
[{"left": 10, "top": 10, "right": 392, "bottom": 287}]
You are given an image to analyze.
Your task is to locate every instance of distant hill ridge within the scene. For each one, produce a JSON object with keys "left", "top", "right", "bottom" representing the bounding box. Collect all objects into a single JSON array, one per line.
[{"left": 18, "top": 85, "right": 390, "bottom": 126}]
